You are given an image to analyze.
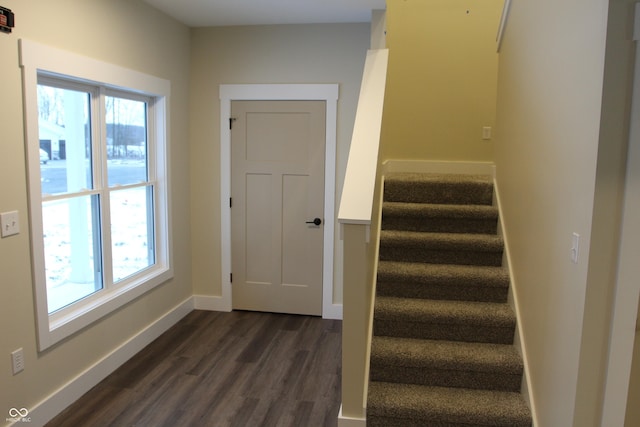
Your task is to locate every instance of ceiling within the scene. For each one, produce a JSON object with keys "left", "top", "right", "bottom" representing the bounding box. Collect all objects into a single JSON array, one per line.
[{"left": 142, "top": 0, "right": 386, "bottom": 28}]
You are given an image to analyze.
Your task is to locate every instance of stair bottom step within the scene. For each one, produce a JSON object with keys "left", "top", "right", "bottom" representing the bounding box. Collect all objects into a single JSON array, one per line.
[{"left": 367, "top": 382, "right": 531, "bottom": 427}]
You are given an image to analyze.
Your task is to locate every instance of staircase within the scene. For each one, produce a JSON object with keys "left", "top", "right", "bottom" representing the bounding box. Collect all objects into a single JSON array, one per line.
[{"left": 367, "top": 173, "right": 532, "bottom": 427}]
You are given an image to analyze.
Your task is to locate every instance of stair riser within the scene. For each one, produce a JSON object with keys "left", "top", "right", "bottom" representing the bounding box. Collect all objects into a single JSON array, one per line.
[
  {"left": 376, "top": 281, "right": 508, "bottom": 303},
  {"left": 374, "top": 320, "right": 515, "bottom": 344},
  {"left": 379, "top": 247, "right": 503, "bottom": 266},
  {"left": 369, "top": 367, "right": 522, "bottom": 392},
  {"left": 382, "top": 217, "right": 498, "bottom": 234},
  {"left": 384, "top": 182, "right": 493, "bottom": 206},
  {"left": 367, "top": 416, "right": 531, "bottom": 427}
]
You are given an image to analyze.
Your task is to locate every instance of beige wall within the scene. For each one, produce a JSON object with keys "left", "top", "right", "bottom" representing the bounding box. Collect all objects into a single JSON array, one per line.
[
  {"left": 0, "top": 0, "right": 191, "bottom": 424},
  {"left": 189, "top": 23, "right": 371, "bottom": 302},
  {"left": 626, "top": 318, "right": 640, "bottom": 426},
  {"left": 494, "top": 0, "right": 634, "bottom": 425},
  {"left": 381, "top": 0, "right": 503, "bottom": 163}
]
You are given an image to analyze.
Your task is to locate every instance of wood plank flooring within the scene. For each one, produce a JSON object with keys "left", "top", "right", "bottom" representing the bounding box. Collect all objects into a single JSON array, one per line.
[{"left": 45, "top": 310, "right": 342, "bottom": 427}]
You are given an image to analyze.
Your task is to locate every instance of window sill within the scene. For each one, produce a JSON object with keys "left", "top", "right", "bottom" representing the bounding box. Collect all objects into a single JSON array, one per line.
[{"left": 40, "top": 266, "right": 173, "bottom": 351}]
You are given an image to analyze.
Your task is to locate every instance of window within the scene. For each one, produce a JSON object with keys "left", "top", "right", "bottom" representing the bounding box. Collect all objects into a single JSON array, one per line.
[{"left": 20, "top": 40, "right": 172, "bottom": 350}]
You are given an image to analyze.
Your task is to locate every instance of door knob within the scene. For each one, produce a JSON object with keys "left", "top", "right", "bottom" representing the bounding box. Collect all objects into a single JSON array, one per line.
[{"left": 306, "top": 218, "right": 322, "bottom": 226}]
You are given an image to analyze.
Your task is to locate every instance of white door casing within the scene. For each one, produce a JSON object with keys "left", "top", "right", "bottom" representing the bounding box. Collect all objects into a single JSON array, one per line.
[{"left": 218, "top": 84, "right": 341, "bottom": 319}]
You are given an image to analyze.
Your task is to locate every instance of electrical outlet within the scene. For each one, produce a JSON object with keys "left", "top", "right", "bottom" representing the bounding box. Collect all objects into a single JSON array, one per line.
[
  {"left": 1, "top": 211, "right": 20, "bottom": 237},
  {"left": 11, "top": 348, "right": 24, "bottom": 375}
]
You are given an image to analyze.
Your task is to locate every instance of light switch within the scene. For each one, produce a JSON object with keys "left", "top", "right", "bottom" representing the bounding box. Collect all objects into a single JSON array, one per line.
[{"left": 1, "top": 211, "right": 20, "bottom": 237}]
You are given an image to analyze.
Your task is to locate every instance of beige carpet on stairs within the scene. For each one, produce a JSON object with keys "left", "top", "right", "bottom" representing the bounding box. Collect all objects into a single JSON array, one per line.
[{"left": 367, "top": 173, "right": 532, "bottom": 427}]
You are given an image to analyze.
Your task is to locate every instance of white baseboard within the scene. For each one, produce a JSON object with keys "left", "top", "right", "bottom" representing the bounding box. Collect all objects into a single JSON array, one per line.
[
  {"left": 493, "top": 178, "right": 538, "bottom": 427},
  {"left": 323, "top": 303, "right": 343, "bottom": 320},
  {"left": 23, "top": 297, "right": 194, "bottom": 427},
  {"left": 382, "top": 159, "right": 496, "bottom": 177},
  {"left": 194, "top": 293, "right": 342, "bottom": 319},
  {"left": 193, "top": 294, "right": 232, "bottom": 312},
  {"left": 338, "top": 405, "right": 367, "bottom": 427}
]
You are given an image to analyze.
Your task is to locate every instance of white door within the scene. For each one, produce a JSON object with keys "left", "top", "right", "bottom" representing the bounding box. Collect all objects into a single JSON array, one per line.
[{"left": 231, "top": 100, "right": 325, "bottom": 315}]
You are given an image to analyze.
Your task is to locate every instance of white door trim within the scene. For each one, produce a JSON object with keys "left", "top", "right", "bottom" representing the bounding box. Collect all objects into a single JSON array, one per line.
[{"left": 219, "top": 84, "right": 340, "bottom": 319}]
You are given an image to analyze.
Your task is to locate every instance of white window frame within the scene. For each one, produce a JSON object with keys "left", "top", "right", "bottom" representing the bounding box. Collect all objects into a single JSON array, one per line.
[{"left": 20, "top": 39, "right": 173, "bottom": 351}]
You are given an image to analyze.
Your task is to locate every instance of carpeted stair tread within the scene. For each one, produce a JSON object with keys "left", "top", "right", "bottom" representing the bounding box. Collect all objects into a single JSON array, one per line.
[
  {"left": 374, "top": 296, "right": 515, "bottom": 327},
  {"left": 383, "top": 202, "right": 499, "bottom": 219},
  {"left": 371, "top": 336, "right": 522, "bottom": 374},
  {"left": 380, "top": 230, "right": 503, "bottom": 251},
  {"left": 379, "top": 230, "right": 504, "bottom": 266},
  {"left": 376, "top": 261, "right": 510, "bottom": 302},
  {"left": 367, "top": 382, "right": 532, "bottom": 427},
  {"left": 370, "top": 336, "right": 523, "bottom": 391},
  {"left": 384, "top": 173, "right": 494, "bottom": 206},
  {"left": 374, "top": 296, "right": 515, "bottom": 344},
  {"left": 377, "top": 261, "right": 509, "bottom": 289},
  {"left": 382, "top": 202, "right": 499, "bottom": 234}
]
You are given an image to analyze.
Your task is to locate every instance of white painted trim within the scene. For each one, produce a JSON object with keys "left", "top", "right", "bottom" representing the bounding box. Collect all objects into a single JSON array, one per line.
[
  {"left": 382, "top": 159, "right": 496, "bottom": 177},
  {"left": 338, "top": 405, "right": 367, "bottom": 427},
  {"left": 494, "top": 178, "right": 539, "bottom": 427},
  {"left": 496, "top": 0, "right": 512, "bottom": 53},
  {"left": 338, "top": 49, "right": 388, "bottom": 226},
  {"left": 219, "top": 84, "right": 340, "bottom": 319},
  {"left": 22, "top": 298, "right": 194, "bottom": 427},
  {"left": 600, "top": 24, "right": 640, "bottom": 426},
  {"left": 323, "top": 303, "right": 343, "bottom": 320},
  {"left": 19, "top": 39, "right": 174, "bottom": 351},
  {"left": 193, "top": 294, "right": 231, "bottom": 312}
]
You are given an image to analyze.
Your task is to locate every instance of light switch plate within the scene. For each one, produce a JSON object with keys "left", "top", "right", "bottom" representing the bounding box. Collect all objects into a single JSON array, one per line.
[{"left": 1, "top": 211, "right": 20, "bottom": 237}]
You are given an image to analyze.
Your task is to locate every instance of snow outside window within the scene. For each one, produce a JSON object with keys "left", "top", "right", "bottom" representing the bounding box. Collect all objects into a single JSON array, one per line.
[{"left": 20, "top": 40, "right": 173, "bottom": 350}]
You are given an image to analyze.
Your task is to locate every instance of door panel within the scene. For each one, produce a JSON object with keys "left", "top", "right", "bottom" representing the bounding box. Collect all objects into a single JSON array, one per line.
[
  {"left": 231, "top": 100, "right": 325, "bottom": 315},
  {"left": 245, "top": 173, "right": 273, "bottom": 285}
]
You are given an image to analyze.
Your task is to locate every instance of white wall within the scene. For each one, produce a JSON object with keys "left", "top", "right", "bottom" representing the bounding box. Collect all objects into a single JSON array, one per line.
[
  {"left": 493, "top": 0, "right": 614, "bottom": 425},
  {"left": 189, "top": 24, "right": 371, "bottom": 305},
  {"left": 0, "top": 0, "right": 192, "bottom": 425}
]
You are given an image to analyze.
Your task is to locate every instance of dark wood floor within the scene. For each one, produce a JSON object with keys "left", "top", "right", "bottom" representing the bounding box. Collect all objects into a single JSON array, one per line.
[{"left": 46, "top": 310, "right": 342, "bottom": 427}]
